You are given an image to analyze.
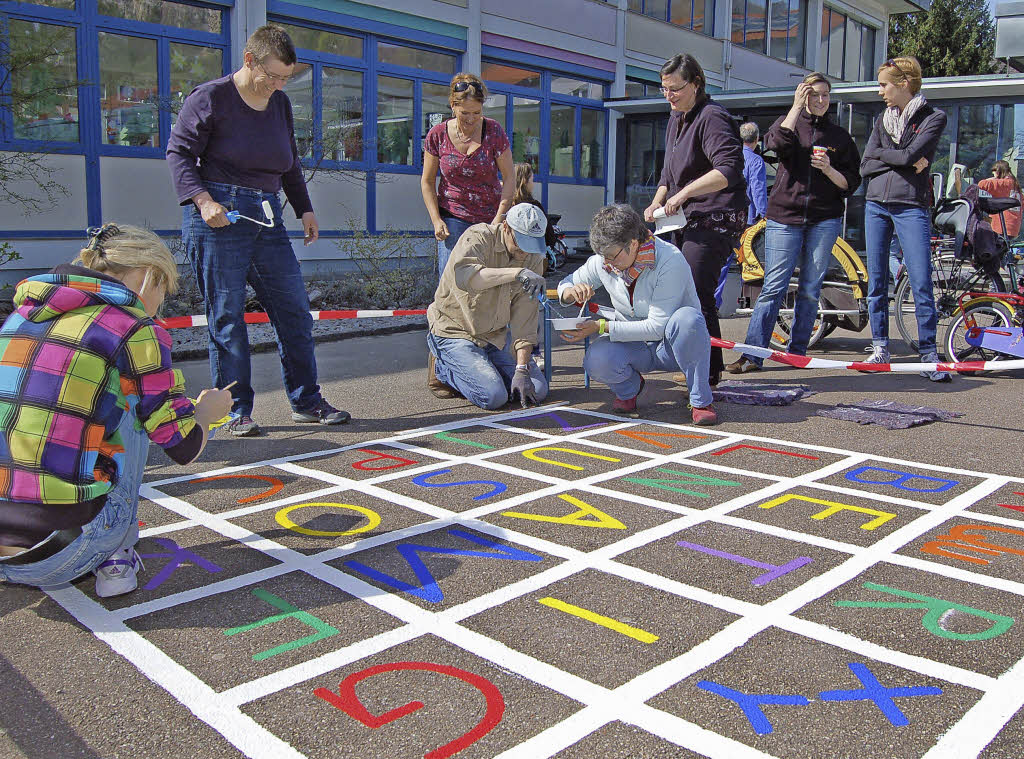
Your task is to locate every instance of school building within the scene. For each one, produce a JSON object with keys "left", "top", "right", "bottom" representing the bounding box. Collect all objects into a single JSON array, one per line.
[{"left": 2, "top": 0, "right": 1021, "bottom": 283}]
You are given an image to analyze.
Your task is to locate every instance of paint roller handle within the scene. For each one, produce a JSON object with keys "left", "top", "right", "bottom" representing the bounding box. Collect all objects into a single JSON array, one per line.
[{"left": 225, "top": 210, "right": 240, "bottom": 223}]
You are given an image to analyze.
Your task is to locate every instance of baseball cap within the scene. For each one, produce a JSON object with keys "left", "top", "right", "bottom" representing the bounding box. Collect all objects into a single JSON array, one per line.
[{"left": 505, "top": 203, "right": 548, "bottom": 256}]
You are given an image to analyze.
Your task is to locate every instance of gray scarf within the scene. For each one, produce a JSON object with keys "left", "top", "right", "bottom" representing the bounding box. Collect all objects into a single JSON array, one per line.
[{"left": 882, "top": 93, "right": 927, "bottom": 144}]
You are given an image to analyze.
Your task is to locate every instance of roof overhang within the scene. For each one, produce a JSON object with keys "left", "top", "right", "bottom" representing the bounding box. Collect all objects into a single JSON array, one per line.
[
  {"left": 884, "top": 0, "right": 933, "bottom": 12},
  {"left": 606, "top": 75, "right": 1024, "bottom": 115},
  {"left": 881, "top": 0, "right": 931, "bottom": 13}
]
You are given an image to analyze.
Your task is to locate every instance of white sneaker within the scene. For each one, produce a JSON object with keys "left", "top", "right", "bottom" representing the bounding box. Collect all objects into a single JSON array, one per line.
[
  {"left": 857, "top": 344, "right": 890, "bottom": 372},
  {"left": 920, "top": 352, "right": 952, "bottom": 382},
  {"left": 94, "top": 547, "right": 144, "bottom": 598}
]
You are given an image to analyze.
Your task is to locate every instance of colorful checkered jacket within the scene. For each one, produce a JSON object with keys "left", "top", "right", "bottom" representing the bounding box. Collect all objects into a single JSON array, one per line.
[{"left": 0, "top": 265, "right": 201, "bottom": 546}]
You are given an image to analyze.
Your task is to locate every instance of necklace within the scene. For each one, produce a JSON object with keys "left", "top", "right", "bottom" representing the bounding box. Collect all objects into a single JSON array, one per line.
[{"left": 454, "top": 121, "right": 477, "bottom": 143}]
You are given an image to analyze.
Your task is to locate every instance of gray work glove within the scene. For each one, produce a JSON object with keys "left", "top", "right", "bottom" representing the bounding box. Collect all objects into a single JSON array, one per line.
[
  {"left": 516, "top": 268, "right": 546, "bottom": 298},
  {"left": 509, "top": 366, "right": 538, "bottom": 408}
]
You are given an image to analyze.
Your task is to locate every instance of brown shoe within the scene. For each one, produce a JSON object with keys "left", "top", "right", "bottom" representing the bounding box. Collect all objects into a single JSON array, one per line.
[
  {"left": 726, "top": 356, "right": 761, "bottom": 374},
  {"left": 427, "top": 353, "right": 459, "bottom": 398}
]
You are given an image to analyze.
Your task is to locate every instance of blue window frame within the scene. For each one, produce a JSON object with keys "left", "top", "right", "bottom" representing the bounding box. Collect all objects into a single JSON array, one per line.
[
  {"left": 0, "top": 0, "right": 230, "bottom": 227},
  {"left": 273, "top": 16, "right": 460, "bottom": 174},
  {"left": 0, "top": 0, "right": 230, "bottom": 156},
  {"left": 481, "top": 59, "right": 608, "bottom": 185}
]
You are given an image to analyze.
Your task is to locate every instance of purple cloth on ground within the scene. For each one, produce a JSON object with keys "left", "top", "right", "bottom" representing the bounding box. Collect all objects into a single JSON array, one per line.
[
  {"left": 712, "top": 381, "right": 817, "bottom": 406},
  {"left": 816, "top": 399, "right": 963, "bottom": 429}
]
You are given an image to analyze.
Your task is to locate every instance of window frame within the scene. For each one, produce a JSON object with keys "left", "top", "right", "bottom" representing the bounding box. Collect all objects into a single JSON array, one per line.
[
  {"left": 481, "top": 62, "right": 609, "bottom": 186},
  {"left": 0, "top": 1, "right": 231, "bottom": 157},
  {"left": 820, "top": 4, "right": 879, "bottom": 82},
  {"left": 270, "top": 17, "right": 462, "bottom": 174},
  {"left": 627, "top": 0, "right": 715, "bottom": 36}
]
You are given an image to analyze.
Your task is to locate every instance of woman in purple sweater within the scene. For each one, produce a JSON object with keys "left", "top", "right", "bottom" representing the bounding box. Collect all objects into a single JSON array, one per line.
[
  {"left": 644, "top": 54, "right": 747, "bottom": 385},
  {"left": 167, "top": 25, "right": 349, "bottom": 437}
]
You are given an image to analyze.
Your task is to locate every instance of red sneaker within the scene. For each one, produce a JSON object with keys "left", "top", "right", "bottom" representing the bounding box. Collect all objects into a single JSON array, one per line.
[
  {"left": 690, "top": 403, "right": 718, "bottom": 426},
  {"left": 613, "top": 376, "right": 645, "bottom": 416}
]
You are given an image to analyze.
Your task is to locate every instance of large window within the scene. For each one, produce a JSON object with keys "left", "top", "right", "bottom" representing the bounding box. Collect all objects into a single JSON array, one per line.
[
  {"left": 277, "top": 20, "right": 457, "bottom": 170},
  {"left": 8, "top": 19, "right": 79, "bottom": 142},
  {"left": 1, "top": 1, "right": 227, "bottom": 150},
  {"left": 627, "top": 0, "right": 713, "bottom": 34},
  {"left": 482, "top": 60, "right": 607, "bottom": 183},
  {"left": 621, "top": 117, "right": 667, "bottom": 214},
  {"left": 820, "top": 6, "right": 878, "bottom": 81},
  {"left": 733, "top": 0, "right": 804, "bottom": 64}
]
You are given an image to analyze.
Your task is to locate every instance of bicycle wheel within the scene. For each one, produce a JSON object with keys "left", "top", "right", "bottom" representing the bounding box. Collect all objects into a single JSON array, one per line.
[
  {"left": 893, "top": 259, "right": 1004, "bottom": 353},
  {"left": 942, "top": 300, "right": 1015, "bottom": 373},
  {"left": 768, "top": 284, "right": 828, "bottom": 351}
]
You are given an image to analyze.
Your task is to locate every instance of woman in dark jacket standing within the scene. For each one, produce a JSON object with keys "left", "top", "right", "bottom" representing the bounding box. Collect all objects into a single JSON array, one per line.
[
  {"left": 859, "top": 56, "right": 950, "bottom": 381},
  {"left": 644, "top": 54, "right": 746, "bottom": 384},
  {"left": 727, "top": 72, "right": 860, "bottom": 373}
]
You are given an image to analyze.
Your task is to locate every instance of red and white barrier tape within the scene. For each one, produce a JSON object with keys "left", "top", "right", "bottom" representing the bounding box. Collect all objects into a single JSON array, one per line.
[
  {"left": 159, "top": 308, "right": 1023, "bottom": 373},
  {"left": 712, "top": 337, "right": 1024, "bottom": 373},
  {"left": 158, "top": 308, "right": 427, "bottom": 329}
]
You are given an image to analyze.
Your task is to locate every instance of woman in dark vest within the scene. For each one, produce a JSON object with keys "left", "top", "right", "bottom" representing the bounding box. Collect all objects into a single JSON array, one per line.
[
  {"left": 859, "top": 56, "right": 949, "bottom": 381},
  {"left": 644, "top": 54, "right": 747, "bottom": 385}
]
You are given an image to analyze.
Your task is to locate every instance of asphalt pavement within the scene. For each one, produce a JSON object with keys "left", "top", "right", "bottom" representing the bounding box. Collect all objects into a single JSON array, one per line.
[{"left": 1, "top": 316, "right": 1022, "bottom": 759}]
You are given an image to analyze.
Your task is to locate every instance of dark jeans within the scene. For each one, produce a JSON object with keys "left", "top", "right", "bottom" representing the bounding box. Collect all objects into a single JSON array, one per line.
[
  {"left": 183, "top": 181, "right": 322, "bottom": 417},
  {"left": 672, "top": 226, "right": 733, "bottom": 375}
]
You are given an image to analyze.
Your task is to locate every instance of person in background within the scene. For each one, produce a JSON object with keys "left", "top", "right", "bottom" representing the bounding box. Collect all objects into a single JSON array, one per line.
[
  {"left": 727, "top": 73, "right": 861, "bottom": 374},
  {"left": 741, "top": 122, "right": 767, "bottom": 225},
  {"left": 426, "top": 203, "right": 549, "bottom": 409},
  {"left": 713, "top": 122, "right": 767, "bottom": 309},
  {"left": 644, "top": 54, "right": 747, "bottom": 387},
  {"left": 978, "top": 160, "right": 1022, "bottom": 239},
  {"left": 167, "top": 24, "right": 349, "bottom": 437},
  {"left": 510, "top": 162, "right": 558, "bottom": 253},
  {"left": 0, "top": 225, "right": 232, "bottom": 597},
  {"left": 558, "top": 204, "right": 717, "bottom": 426},
  {"left": 421, "top": 73, "right": 515, "bottom": 277},
  {"left": 859, "top": 56, "right": 950, "bottom": 381},
  {"left": 510, "top": 162, "right": 558, "bottom": 363}
]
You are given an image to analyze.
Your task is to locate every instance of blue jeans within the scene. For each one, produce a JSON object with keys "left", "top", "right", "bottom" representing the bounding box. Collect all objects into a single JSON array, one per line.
[
  {"left": 0, "top": 409, "right": 148, "bottom": 588},
  {"left": 184, "top": 181, "right": 321, "bottom": 417},
  {"left": 582, "top": 307, "right": 713, "bottom": 408},
  {"left": 437, "top": 216, "right": 475, "bottom": 278},
  {"left": 864, "top": 201, "right": 937, "bottom": 354},
  {"left": 428, "top": 332, "right": 548, "bottom": 410},
  {"left": 741, "top": 217, "right": 842, "bottom": 364}
]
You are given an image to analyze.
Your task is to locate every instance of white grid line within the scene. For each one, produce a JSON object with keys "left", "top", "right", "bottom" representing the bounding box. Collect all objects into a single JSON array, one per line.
[{"left": 46, "top": 404, "right": 1024, "bottom": 759}]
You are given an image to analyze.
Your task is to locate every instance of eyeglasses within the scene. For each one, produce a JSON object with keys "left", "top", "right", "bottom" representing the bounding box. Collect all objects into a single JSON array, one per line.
[
  {"left": 601, "top": 246, "right": 627, "bottom": 262},
  {"left": 257, "top": 62, "right": 293, "bottom": 84},
  {"left": 660, "top": 83, "right": 690, "bottom": 96},
  {"left": 452, "top": 80, "right": 484, "bottom": 96}
]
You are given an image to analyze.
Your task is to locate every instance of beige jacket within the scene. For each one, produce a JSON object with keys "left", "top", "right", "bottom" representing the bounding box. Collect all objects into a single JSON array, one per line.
[{"left": 427, "top": 223, "right": 544, "bottom": 353}]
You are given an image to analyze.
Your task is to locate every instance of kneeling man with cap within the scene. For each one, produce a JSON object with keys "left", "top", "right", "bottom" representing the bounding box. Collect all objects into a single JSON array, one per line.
[{"left": 426, "top": 202, "right": 549, "bottom": 410}]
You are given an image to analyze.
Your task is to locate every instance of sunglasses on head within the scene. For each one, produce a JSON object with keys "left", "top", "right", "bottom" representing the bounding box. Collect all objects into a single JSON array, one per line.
[
  {"left": 883, "top": 59, "right": 905, "bottom": 74},
  {"left": 452, "top": 80, "right": 484, "bottom": 95}
]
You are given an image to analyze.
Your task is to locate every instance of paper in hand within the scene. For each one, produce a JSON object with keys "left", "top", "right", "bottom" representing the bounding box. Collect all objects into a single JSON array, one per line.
[{"left": 652, "top": 206, "right": 687, "bottom": 235}]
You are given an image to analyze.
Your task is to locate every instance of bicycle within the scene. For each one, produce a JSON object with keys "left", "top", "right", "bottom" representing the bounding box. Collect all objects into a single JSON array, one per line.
[
  {"left": 941, "top": 196, "right": 1024, "bottom": 369},
  {"left": 892, "top": 197, "right": 1007, "bottom": 354},
  {"left": 734, "top": 218, "right": 869, "bottom": 351}
]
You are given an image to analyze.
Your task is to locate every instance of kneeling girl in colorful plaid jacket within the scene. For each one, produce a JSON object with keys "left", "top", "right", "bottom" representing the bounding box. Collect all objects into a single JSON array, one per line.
[{"left": 0, "top": 224, "right": 232, "bottom": 597}]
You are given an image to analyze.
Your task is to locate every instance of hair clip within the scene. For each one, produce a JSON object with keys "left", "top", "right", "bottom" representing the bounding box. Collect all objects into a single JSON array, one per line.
[{"left": 85, "top": 223, "right": 120, "bottom": 254}]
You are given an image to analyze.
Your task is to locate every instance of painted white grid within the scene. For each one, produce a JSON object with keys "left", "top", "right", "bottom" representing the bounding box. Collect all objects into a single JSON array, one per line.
[{"left": 42, "top": 404, "right": 1024, "bottom": 759}]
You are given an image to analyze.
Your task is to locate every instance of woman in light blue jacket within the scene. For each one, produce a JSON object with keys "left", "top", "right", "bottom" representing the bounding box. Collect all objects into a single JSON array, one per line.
[{"left": 557, "top": 204, "right": 718, "bottom": 426}]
